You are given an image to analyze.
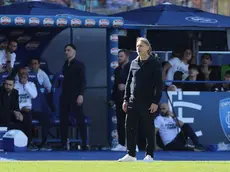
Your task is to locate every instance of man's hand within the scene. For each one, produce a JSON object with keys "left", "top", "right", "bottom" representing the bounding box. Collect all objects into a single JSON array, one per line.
[
  {"left": 122, "top": 101, "right": 128, "bottom": 113},
  {"left": 14, "top": 111, "right": 23, "bottom": 121},
  {"left": 21, "top": 107, "right": 31, "bottom": 113},
  {"left": 149, "top": 103, "right": 158, "bottom": 113},
  {"left": 118, "top": 84, "right": 125, "bottom": 91},
  {"left": 76, "top": 95, "right": 83, "bottom": 106}
]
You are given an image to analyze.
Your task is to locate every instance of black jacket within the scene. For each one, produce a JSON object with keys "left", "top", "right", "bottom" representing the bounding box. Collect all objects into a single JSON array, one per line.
[
  {"left": 124, "top": 55, "right": 162, "bottom": 104},
  {"left": 111, "top": 62, "right": 130, "bottom": 103},
  {"left": 61, "top": 58, "right": 86, "bottom": 101},
  {"left": 0, "top": 87, "right": 19, "bottom": 112}
]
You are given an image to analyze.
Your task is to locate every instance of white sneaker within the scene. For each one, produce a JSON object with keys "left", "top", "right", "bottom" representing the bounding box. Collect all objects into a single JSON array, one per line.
[
  {"left": 143, "top": 155, "right": 154, "bottom": 162},
  {"left": 118, "top": 154, "right": 137, "bottom": 162},
  {"left": 136, "top": 145, "right": 139, "bottom": 152},
  {"left": 111, "top": 144, "right": 127, "bottom": 151}
]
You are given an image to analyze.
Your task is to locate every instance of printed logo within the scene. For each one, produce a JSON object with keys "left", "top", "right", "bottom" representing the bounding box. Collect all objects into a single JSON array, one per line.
[
  {"left": 111, "top": 130, "right": 118, "bottom": 138},
  {"left": 167, "top": 91, "right": 203, "bottom": 137},
  {"left": 14, "top": 17, "right": 25, "bottom": 25},
  {"left": 99, "top": 19, "right": 109, "bottom": 27},
  {"left": 219, "top": 98, "right": 230, "bottom": 141},
  {"left": 110, "top": 47, "right": 118, "bottom": 56},
  {"left": 43, "top": 18, "right": 54, "bottom": 27},
  {"left": 25, "top": 41, "right": 40, "bottom": 50},
  {"left": 71, "top": 19, "right": 82, "bottom": 27},
  {"left": 36, "top": 32, "right": 50, "bottom": 36},
  {"left": 185, "top": 16, "right": 218, "bottom": 24},
  {"left": 84, "top": 19, "right": 96, "bottom": 27},
  {"left": 112, "top": 19, "right": 124, "bottom": 27},
  {"left": 56, "top": 18, "right": 67, "bottom": 27},
  {"left": 112, "top": 116, "right": 117, "bottom": 124},
  {"left": 29, "top": 17, "right": 40, "bottom": 26},
  {"left": 110, "top": 61, "right": 118, "bottom": 69},
  {"left": 111, "top": 75, "right": 115, "bottom": 82},
  {"left": 0, "top": 16, "right": 11, "bottom": 25},
  {"left": 110, "top": 34, "right": 118, "bottom": 42},
  {"left": 17, "top": 35, "right": 31, "bottom": 43}
]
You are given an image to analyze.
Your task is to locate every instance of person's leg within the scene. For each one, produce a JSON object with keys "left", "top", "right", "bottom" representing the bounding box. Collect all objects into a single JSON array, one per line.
[
  {"left": 164, "top": 132, "right": 192, "bottom": 151},
  {"left": 116, "top": 102, "right": 126, "bottom": 146},
  {"left": 59, "top": 98, "right": 69, "bottom": 146},
  {"left": 31, "top": 110, "right": 51, "bottom": 149},
  {"left": 73, "top": 105, "right": 88, "bottom": 149},
  {"left": 139, "top": 104, "right": 155, "bottom": 159},
  {"left": 125, "top": 101, "right": 139, "bottom": 157},
  {"left": 0, "top": 108, "right": 11, "bottom": 127}
]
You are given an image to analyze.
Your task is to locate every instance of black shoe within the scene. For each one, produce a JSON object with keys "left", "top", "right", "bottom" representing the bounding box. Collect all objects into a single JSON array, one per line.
[
  {"left": 28, "top": 143, "right": 39, "bottom": 151},
  {"left": 81, "top": 145, "right": 90, "bottom": 151},
  {"left": 40, "top": 142, "right": 52, "bottom": 151},
  {"left": 194, "top": 144, "right": 205, "bottom": 151}
]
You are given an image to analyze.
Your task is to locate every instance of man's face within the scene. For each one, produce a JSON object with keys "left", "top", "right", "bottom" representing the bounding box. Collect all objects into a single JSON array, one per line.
[
  {"left": 201, "top": 55, "right": 212, "bottom": 65},
  {"left": 183, "top": 49, "right": 192, "bottom": 61},
  {"left": 30, "top": 59, "right": 40, "bottom": 72},
  {"left": 4, "top": 80, "right": 14, "bottom": 92},
  {"left": 118, "top": 52, "right": 128, "bottom": 65},
  {"left": 160, "top": 103, "right": 169, "bottom": 115},
  {"left": 8, "top": 41, "right": 17, "bottom": 53},
  {"left": 19, "top": 69, "right": 28, "bottom": 84},
  {"left": 65, "top": 46, "right": 76, "bottom": 59},
  {"left": 224, "top": 74, "right": 230, "bottom": 81}
]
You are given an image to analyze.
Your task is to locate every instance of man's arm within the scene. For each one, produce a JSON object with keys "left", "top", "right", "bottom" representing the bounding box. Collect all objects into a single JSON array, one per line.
[
  {"left": 123, "top": 63, "right": 133, "bottom": 102},
  {"left": 42, "top": 71, "right": 52, "bottom": 93},
  {"left": 152, "top": 59, "right": 163, "bottom": 104},
  {"left": 12, "top": 89, "right": 20, "bottom": 112},
  {"left": 24, "top": 82, "right": 38, "bottom": 99},
  {"left": 78, "top": 62, "right": 86, "bottom": 96},
  {"left": 111, "top": 69, "right": 118, "bottom": 102}
]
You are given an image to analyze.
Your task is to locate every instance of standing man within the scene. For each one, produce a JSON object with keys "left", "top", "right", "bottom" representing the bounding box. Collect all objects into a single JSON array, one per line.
[
  {"left": 118, "top": 37, "right": 162, "bottom": 162},
  {"left": 59, "top": 44, "right": 87, "bottom": 150},
  {"left": 110, "top": 49, "right": 130, "bottom": 151}
]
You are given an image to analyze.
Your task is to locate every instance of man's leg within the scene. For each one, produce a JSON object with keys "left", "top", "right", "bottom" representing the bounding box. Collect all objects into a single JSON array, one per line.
[
  {"left": 0, "top": 108, "right": 11, "bottom": 127},
  {"left": 140, "top": 104, "right": 155, "bottom": 159},
  {"left": 116, "top": 102, "right": 126, "bottom": 146},
  {"left": 125, "top": 101, "right": 139, "bottom": 157},
  {"left": 73, "top": 104, "right": 88, "bottom": 149},
  {"left": 164, "top": 132, "right": 192, "bottom": 151},
  {"left": 31, "top": 110, "right": 51, "bottom": 150},
  {"left": 59, "top": 98, "right": 69, "bottom": 147},
  {"left": 181, "top": 124, "right": 204, "bottom": 149}
]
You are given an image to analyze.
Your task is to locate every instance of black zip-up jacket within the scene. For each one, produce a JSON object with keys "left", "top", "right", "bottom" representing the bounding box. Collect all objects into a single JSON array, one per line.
[
  {"left": 124, "top": 55, "right": 162, "bottom": 104},
  {"left": 61, "top": 58, "right": 86, "bottom": 101},
  {"left": 111, "top": 62, "right": 130, "bottom": 103}
]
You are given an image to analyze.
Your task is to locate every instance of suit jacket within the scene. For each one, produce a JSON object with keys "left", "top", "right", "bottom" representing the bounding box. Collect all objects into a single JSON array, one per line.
[{"left": 0, "top": 86, "right": 19, "bottom": 112}]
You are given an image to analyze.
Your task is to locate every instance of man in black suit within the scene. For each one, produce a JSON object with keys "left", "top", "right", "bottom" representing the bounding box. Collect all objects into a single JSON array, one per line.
[
  {"left": 59, "top": 44, "right": 87, "bottom": 150},
  {"left": 0, "top": 76, "right": 23, "bottom": 127}
]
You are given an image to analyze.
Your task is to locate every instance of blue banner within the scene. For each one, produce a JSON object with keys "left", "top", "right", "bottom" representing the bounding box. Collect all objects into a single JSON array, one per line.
[
  {"left": 219, "top": 98, "right": 230, "bottom": 142},
  {"left": 107, "top": 29, "right": 119, "bottom": 146},
  {"left": 0, "top": 15, "right": 124, "bottom": 28}
]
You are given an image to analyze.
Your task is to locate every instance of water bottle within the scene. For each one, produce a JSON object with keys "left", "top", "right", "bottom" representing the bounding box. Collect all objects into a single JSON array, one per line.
[
  {"left": 112, "top": 138, "right": 118, "bottom": 148},
  {"left": 66, "top": 138, "right": 70, "bottom": 151}
]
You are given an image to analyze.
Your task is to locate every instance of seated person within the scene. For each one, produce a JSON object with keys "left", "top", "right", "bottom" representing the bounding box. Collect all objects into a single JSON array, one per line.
[
  {"left": 0, "top": 76, "right": 23, "bottom": 127},
  {"left": 212, "top": 70, "right": 230, "bottom": 92},
  {"left": 15, "top": 68, "right": 52, "bottom": 151},
  {"left": 182, "top": 64, "right": 203, "bottom": 91},
  {"left": 0, "top": 40, "right": 18, "bottom": 74},
  {"left": 29, "top": 57, "right": 52, "bottom": 93},
  {"left": 167, "top": 71, "right": 183, "bottom": 91},
  {"left": 154, "top": 103, "right": 204, "bottom": 151}
]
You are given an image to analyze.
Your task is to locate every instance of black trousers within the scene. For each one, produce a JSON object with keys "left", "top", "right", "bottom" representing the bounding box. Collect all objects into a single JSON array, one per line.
[
  {"left": 0, "top": 108, "right": 50, "bottom": 144},
  {"left": 164, "top": 124, "right": 200, "bottom": 151},
  {"left": 115, "top": 102, "right": 126, "bottom": 146},
  {"left": 59, "top": 97, "right": 87, "bottom": 146},
  {"left": 126, "top": 100, "right": 155, "bottom": 157}
]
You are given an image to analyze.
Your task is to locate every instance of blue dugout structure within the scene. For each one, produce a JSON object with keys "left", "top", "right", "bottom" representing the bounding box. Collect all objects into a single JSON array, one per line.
[{"left": 0, "top": 1, "right": 124, "bottom": 145}]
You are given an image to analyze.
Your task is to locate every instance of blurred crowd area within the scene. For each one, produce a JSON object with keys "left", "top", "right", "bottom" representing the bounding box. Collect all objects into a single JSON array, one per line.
[{"left": 0, "top": 0, "right": 230, "bottom": 15}]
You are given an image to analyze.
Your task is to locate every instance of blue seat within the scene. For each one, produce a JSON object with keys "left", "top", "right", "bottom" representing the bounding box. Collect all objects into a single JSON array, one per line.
[{"left": 0, "top": 72, "right": 9, "bottom": 86}]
